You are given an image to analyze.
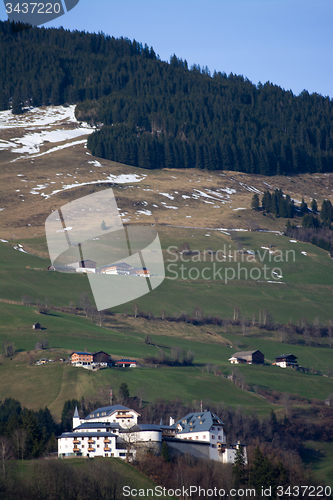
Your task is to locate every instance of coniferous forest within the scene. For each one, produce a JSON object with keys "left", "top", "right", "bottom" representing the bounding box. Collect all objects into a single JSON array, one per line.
[{"left": 1, "top": 20, "right": 333, "bottom": 174}]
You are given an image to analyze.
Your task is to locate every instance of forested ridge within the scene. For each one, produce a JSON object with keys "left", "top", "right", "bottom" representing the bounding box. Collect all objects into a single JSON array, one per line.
[{"left": 1, "top": 20, "right": 333, "bottom": 175}]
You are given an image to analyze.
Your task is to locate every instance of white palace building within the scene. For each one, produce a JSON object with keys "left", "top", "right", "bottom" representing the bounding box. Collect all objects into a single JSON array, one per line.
[{"left": 57, "top": 405, "right": 246, "bottom": 464}]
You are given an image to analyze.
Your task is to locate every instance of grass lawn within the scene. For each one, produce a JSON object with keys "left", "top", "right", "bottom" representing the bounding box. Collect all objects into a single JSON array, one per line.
[{"left": 301, "top": 441, "right": 333, "bottom": 488}]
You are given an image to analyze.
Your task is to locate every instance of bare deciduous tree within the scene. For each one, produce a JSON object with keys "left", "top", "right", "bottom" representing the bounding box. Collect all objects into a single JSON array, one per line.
[
  {"left": 22, "top": 295, "right": 34, "bottom": 305},
  {"left": 159, "top": 349, "right": 166, "bottom": 364},
  {"left": 133, "top": 303, "right": 139, "bottom": 318},
  {"left": 2, "top": 341, "right": 15, "bottom": 357},
  {"left": 328, "top": 320, "right": 333, "bottom": 348},
  {"left": 12, "top": 429, "right": 27, "bottom": 460},
  {"left": 186, "top": 349, "right": 195, "bottom": 365},
  {"left": 0, "top": 436, "right": 13, "bottom": 477},
  {"left": 205, "top": 363, "right": 212, "bottom": 374},
  {"left": 79, "top": 293, "right": 92, "bottom": 317},
  {"left": 96, "top": 310, "right": 105, "bottom": 327},
  {"left": 212, "top": 365, "right": 219, "bottom": 376},
  {"left": 280, "top": 392, "right": 292, "bottom": 417},
  {"left": 193, "top": 306, "right": 203, "bottom": 319},
  {"left": 233, "top": 307, "right": 240, "bottom": 321},
  {"left": 147, "top": 311, "right": 154, "bottom": 320}
]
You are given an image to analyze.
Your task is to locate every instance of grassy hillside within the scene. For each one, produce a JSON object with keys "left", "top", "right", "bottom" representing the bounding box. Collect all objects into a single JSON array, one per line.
[
  {"left": 1, "top": 221, "right": 333, "bottom": 324},
  {"left": 7, "top": 457, "right": 169, "bottom": 499},
  {"left": 1, "top": 299, "right": 333, "bottom": 421},
  {"left": 301, "top": 441, "right": 333, "bottom": 488}
]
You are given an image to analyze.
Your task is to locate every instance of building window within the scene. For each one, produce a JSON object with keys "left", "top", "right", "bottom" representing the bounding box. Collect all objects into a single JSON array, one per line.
[
  {"left": 196, "top": 436, "right": 199, "bottom": 439},
  {"left": 212, "top": 435, "right": 215, "bottom": 439},
  {"left": 97, "top": 445, "right": 100, "bottom": 448},
  {"left": 218, "top": 436, "right": 221, "bottom": 440},
  {"left": 211, "top": 444, "right": 216, "bottom": 448},
  {"left": 105, "top": 453, "right": 108, "bottom": 457}
]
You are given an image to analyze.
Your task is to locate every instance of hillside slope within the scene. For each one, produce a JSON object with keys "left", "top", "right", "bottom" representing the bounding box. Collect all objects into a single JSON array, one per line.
[{"left": 1, "top": 20, "right": 333, "bottom": 174}]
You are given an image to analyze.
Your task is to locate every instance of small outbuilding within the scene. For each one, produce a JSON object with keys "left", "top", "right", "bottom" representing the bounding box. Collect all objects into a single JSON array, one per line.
[
  {"left": 33, "top": 323, "right": 41, "bottom": 330},
  {"left": 116, "top": 359, "right": 137, "bottom": 368}
]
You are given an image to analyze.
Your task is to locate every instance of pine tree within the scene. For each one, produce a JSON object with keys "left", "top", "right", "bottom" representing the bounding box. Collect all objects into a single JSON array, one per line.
[
  {"left": 311, "top": 198, "right": 318, "bottom": 213},
  {"left": 12, "top": 88, "right": 23, "bottom": 115},
  {"left": 119, "top": 382, "right": 130, "bottom": 400},
  {"left": 251, "top": 194, "right": 260, "bottom": 211},
  {"left": 262, "top": 191, "right": 272, "bottom": 212},
  {"left": 233, "top": 445, "right": 247, "bottom": 486},
  {"left": 161, "top": 441, "right": 171, "bottom": 462},
  {"left": 320, "top": 199, "right": 333, "bottom": 226},
  {"left": 299, "top": 198, "right": 308, "bottom": 216},
  {"left": 249, "top": 446, "right": 275, "bottom": 490}
]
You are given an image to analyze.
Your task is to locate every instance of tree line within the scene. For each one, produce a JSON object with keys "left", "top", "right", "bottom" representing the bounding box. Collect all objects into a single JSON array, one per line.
[
  {"left": 284, "top": 198, "right": 333, "bottom": 254},
  {"left": 0, "top": 398, "right": 57, "bottom": 467},
  {"left": 1, "top": 20, "right": 333, "bottom": 175}
]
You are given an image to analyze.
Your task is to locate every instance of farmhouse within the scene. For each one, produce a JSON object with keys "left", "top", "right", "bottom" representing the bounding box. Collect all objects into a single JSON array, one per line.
[
  {"left": 99, "top": 262, "right": 150, "bottom": 277},
  {"left": 229, "top": 350, "right": 264, "bottom": 364},
  {"left": 275, "top": 354, "right": 298, "bottom": 368},
  {"left": 71, "top": 351, "right": 93, "bottom": 366},
  {"left": 57, "top": 405, "right": 246, "bottom": 465},
  {"left": 70, "top": 351, "right": 112, "bottom": 367},
  {"left": 99, "top": 262, "right": 132, "bottom": 275}
]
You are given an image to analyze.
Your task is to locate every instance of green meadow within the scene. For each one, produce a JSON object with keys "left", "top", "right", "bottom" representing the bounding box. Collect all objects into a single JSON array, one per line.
[
  {"left": 1, "top": 299, "right": 333, "bottom": 421},
  {"left": 1, "top": 225, "right": 333, "bottom": 326}
]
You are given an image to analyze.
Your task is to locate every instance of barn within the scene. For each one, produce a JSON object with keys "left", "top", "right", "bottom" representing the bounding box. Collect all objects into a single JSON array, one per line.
[{"left": 229, "top": 350, "right": 264, "bottom": 365}]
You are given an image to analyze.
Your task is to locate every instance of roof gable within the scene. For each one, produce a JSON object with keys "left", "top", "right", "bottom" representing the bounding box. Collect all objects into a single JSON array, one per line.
[
  {"left": 85, "top": 404, "right": 140, "bottom": 419},
  {"left": 175, "top": 411, "right": 223, "bottom": 433},
  {"left": 232, "top": 350, "right": 263, "bottom": 357}
]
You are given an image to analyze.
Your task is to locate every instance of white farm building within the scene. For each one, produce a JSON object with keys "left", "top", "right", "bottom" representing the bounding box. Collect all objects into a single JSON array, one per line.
[{"left": 57, "top": 405, "right": 246, "bottom": 464}]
